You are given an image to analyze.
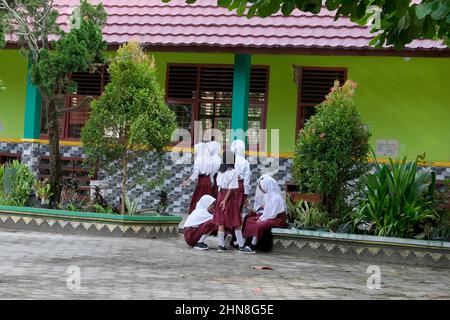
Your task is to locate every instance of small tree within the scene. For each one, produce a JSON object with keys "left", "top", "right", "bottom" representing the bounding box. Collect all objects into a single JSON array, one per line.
[
  {"left": 81, "top": 42, "right": 177, "bottom": 214},
  {"left": 0, "top": 0, "right": 107, "bottom": 204},
  {"left": 292, "top": 80, "right": 371, "bottom": 218}
]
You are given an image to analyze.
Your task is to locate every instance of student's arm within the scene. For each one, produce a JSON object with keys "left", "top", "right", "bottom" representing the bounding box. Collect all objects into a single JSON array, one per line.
[
  {"left": 219, "top": 188, "right": 233, "bottom": 210},
  {"left": 182, "top": 164, "right": 199, "bottom": 187}
]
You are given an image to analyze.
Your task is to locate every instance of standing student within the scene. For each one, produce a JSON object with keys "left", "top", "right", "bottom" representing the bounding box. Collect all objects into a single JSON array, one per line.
[
  {"left": 242, "top": 175, "right": 287, "bottom": 252},
  {"left": 230, "top": 139, "right": 250, "bottom": 213},
  {"left": 206, "top": 140, "right": 222, "bottom": 199},
  {"left": 213, "top": 151, "right": 254, "bottom": 253},
  {"left": 183, "top": 195, "right": 218, "bottom": 250},
  {"left": 182, "top": 142, "right": 213, "bottom": 213}
]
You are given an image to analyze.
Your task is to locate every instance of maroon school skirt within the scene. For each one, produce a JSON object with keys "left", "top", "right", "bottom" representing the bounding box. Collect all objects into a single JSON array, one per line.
[
  {"left": 212, "top": 173, "right": 218, "bottom": 199},
  {"left": 236, "top": 179, "right": 246, "bottom": 213},
  {"left": 243, "top": 212, "right": 286, "bottom": 240},
  {"left": 212, "top": 189, "right": 242, "bottom": 228},
  {"left": 183, "top": 220, "right": 218, "bottom": 247},
  {"left": 188, "top": 175, "right": 212, "bottom": 214}
]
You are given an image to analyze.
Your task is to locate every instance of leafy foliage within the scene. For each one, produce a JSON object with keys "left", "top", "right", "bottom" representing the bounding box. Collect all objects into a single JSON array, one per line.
[
  {"left": 292, "top": 80, "right": 371, "bottom": 218},
  {"left": 0, "top": 0, "right": 107, "bottom": 204},
  {"left": 164, "top": 0, "right": 450, "bottom": 48},
  {"left": 287, "top": 198, "right": 330, "bottom": 230},
  {"left": 0, "top": 160, "right": 35, "bottom": 206},
  {"left": 33, "top": 178, "right": 53, "bottom": 205},
  {"left": 353, "top": 155, "right": 439, "bottom": 238},
  {"left": 81, "top": 42, "right": 177, "bottom": 214},
  {"left": 0, "top": 78, "right": 5, "bottom": 92}
]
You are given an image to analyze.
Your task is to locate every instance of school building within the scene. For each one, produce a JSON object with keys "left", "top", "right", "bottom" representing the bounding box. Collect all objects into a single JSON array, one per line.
[{"left": 1, "top": 0, "right": 449, "bottom": 212}]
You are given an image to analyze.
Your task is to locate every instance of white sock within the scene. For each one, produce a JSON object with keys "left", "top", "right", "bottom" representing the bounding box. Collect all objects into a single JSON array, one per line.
[
  {"left": 234, "top": 229, "right": 244, "bottom": 248},
  {"left": 218, "top": 231, "right": 225, "bottom": 247},
  {"left": 251, "top": 236, "right": 258, "bottom": 246},
  {"left": 198, "top": 235, "right": 208, "bottom": 244}
]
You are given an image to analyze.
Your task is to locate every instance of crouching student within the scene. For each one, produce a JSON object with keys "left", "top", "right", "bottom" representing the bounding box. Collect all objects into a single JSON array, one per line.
[
  {"left": 183, "top": 195, "right": 218, "bottom": 250},
  {"left": 243, "top": 175, "right": 287, "bottom": 252},
  {"left": 213, "top": 151, "right": 254, "bottom": 254}
]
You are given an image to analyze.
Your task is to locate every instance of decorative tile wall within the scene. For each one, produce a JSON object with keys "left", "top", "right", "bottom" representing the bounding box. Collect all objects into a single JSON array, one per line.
[{"left": 1, "top": 142, "right": 449, "bottom": 214}]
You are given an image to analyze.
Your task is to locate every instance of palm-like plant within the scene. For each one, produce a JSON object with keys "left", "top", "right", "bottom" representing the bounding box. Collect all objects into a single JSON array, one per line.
[{"left": 354, "top": 154, "right": 438, "bottom": 238}]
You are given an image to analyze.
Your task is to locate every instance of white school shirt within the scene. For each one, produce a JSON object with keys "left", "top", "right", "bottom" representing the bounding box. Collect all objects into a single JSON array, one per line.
[
  {"left": 216, "top": 169, "right": 239, "bottom": 191},
  {"left": 234, "top": 154, "right": 251, "bottom": 195},
  {"left": 189, "top": 162, "right": 212, "bottom": 181}
]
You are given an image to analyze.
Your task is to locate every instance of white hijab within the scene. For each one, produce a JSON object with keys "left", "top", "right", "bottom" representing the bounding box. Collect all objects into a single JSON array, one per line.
[
  {"left": 259, "top": 176, "right": 286, "bottom": 221},
  {"left": 206, "top": 140, "right": 222, "bottom": 173},
  {"left": 253, "top": 174, "right": 271, "bottom": 211},
  {"left": 230, "top": 139, "right": 245, "bottom": 156},
  {"left": 193, "top": 142, "right": 213, "bottom": 175},
  {"left": 184, "top": 195, "right": 216, "bottom": 228}
]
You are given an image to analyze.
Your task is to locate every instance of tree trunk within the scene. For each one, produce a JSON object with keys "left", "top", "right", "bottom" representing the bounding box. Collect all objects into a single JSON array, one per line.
[
  {"left": 46, "top": 96, "right": 62, "bottom": 205},
  {"left": 120, "top": 151, "right": 128, "bottom": 214}
]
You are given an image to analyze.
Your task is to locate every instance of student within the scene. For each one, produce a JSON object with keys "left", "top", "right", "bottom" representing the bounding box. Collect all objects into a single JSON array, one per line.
[
  {"left": 183, "top": 195, "right": 218, "bottom": 250},
  {"left": 230, "top": 139, "right": 250, "bottom": 213},
  {"left": 243, "top": 175, "right": 287, "bottom": 252},
  {"left": 213, "top": 151, "right": 254, "bottom": 253},
  {"left": 206, "top": 139, "right": 222, "bottom": 199},
  {"left": 182, "top": 142, "right": 213, "bottom": 213}
]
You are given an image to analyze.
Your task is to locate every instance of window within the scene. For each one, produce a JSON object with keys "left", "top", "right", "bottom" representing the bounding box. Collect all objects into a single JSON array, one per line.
[
  {"left": 40, "top": 67, "right": 110, "bottom": 140},
  {"left": 38, "top": 155, "right": 95, "bottom": 199},
  {"left": 0, "top": 152, "right": 21, "bottom": 165},
  {"left": 295, "top": 66, "right": 347, "bottom": 134},
  {"left": 166, "top": 64, "right": 269, "bottom": 148}
]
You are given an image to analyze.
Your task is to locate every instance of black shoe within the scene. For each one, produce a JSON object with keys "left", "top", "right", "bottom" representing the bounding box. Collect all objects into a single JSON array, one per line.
[
  {"left": 217, "top": 245, "right": 228, "bottom": 252},
  {"left": 237, "top": 246, "right": 256, "bottom": 254},
  {"left": 194, "top": 242, "right": 209, "bottom": 250}
]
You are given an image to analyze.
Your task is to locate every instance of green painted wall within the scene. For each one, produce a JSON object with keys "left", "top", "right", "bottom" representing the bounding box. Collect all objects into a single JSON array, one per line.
[
  {"left": 1, "top": 49, "right": 449, "bottom": 162},
  {"left": 153, "top": 52, "right": 450, "bottom": 162},
  {"left": 0, "top": 49, "right": 28, "bottom": 139}
]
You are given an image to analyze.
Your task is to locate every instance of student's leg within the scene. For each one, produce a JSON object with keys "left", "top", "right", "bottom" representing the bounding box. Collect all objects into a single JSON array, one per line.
[
  {"left": 218, "top": 225, "right": 225, "bottom": 247},
  {"left": 234, "top": 226, "right": 245, "bottom": 248}
]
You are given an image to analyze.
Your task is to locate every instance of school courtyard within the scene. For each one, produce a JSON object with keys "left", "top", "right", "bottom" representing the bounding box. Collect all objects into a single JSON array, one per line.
[{"left": 1, "top": 229, "right": 449, "bottom": 300}]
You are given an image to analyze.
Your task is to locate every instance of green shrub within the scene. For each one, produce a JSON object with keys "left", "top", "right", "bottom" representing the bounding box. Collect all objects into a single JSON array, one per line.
[
  {"left": 0, "top": 160, "right": 35, "bottom": 206},
  {"left": 292, "top": 80, "right": 371, "bottom": 218},
  {"left": 287, "top": 198, "right": 330, "bottom": 230},
  {"left": 353, "top": 155, "right": 439, "bottom": 238},
  {"left": 81, "top": 42, "right": 177, "bottom": 214}
]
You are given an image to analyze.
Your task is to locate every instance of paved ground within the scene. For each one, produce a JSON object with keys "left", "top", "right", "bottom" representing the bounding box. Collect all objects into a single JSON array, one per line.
[{"left": 0, "top": 229, "right": 449, "bottom": 300}]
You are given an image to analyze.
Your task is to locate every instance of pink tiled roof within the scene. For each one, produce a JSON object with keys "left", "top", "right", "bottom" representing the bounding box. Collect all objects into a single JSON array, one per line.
[{"left": 9, "top": 0, "right": 450, "bottom": 53}]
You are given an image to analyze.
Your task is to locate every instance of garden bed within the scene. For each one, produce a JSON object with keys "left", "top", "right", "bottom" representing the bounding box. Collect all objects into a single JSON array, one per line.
[
  {"left": 0, "top": 205, "right": 181, "bottom": 239},
  {"left": 272, "top": 227, "right": 450, "bottom": 269}
]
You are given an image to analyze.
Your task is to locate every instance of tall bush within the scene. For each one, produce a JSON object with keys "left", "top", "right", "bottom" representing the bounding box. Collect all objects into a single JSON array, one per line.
[
  {"left": 292, "top": 80, "right": 371, "bottom": 218},
  {"left": 81, "top": 42, "right": 177, "bottom": 214}
]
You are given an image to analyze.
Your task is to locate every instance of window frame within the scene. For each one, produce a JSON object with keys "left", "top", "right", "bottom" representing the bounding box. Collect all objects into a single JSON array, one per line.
[
  {"left": 295, "top": 66, "right": 348, "bottom": 138},
  {"left": 165, "top": 63, "right": 269, "bottom": 146},
  {"left": 40, "top": 66, "right": 109, "bottom": 141}
]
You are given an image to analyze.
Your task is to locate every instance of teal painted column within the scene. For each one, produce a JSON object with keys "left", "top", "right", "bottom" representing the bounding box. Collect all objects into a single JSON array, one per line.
[
  {"left": 23, "top": 62, "right": 42, "bottom": 139},
  {"left": 231, "top": 53, "right": 251, "bottom": 142}
]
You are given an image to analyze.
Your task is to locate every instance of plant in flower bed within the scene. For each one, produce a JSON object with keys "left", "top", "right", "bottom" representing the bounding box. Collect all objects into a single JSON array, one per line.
[
  {"left": 292, "top": 80, "right": 371, "bottom": 219},
  {"left": 352, "top": 155, "right": 440, "bottom": 239},
  {"left": 0, "top": 160, "right": 35, "bottom": 206},
  {"left": 81, "top": 42, "right": 177, "bottom": 214}
]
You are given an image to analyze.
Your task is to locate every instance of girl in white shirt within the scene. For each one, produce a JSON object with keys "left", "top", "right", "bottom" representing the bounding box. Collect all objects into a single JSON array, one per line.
[
  {"left": 183, "top": 195, "right": 218, "bottom": 250},
  {"left": 212, "top": 151, "right": 254, "bottom": 253},
  {"left": 182, "top": 142, "right": 213, "bottom": 213},
  {"left": 242, "top": 175, "right": 287, "bottom": 252},
  {"left": 230, "top": 139, "right": 251, "bottom": 213}
]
